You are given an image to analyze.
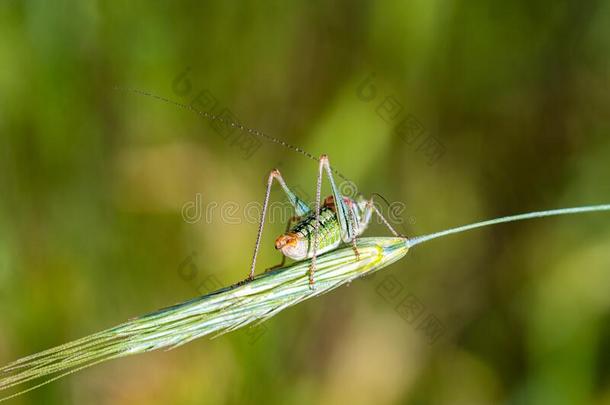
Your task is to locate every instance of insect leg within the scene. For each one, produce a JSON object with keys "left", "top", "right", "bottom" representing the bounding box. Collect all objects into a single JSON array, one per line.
[
  {"left": 247, "top": 169, "right": 310, "bottom": 281},
  {"left": 320, "top": 156, "right": 357, "bottom": 241},
  {"left": 347, "top": 207, "right": 361, "bottom": 261},
  {"left": 273, "top": 174, "right": 311, "bottom": 217},
  {"left": 321, "top": 156, "right": 360, "bottom": 259},
  {"left": 310, "top": 155, "right": 360, "bottom": 288},
  {"left": 366, "top": 196, "right": 405, "bottom": 238}
]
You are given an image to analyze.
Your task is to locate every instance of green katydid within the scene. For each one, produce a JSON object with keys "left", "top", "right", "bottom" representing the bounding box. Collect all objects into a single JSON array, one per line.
[{"left": 246, "top": 154, "right": 401, "bottom": 288}]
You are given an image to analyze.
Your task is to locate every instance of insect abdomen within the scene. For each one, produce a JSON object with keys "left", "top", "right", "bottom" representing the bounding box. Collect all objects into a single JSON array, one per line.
[{"left": 291, "top": 206, "right": 342, "bottom": 254}]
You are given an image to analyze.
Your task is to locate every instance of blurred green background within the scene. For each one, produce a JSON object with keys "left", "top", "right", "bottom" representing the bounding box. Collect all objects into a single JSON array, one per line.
[{"left": 1, "top": 1, "right": 610, "bottom": 404}]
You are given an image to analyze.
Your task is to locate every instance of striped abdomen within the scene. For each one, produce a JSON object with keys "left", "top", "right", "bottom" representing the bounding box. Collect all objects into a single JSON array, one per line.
[{"left": 290, "top": 206, "right": 342, "bottom": 257}]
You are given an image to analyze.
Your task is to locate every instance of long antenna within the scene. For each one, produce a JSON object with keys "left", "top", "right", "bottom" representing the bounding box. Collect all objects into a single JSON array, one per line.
[
  {"left": 115, "top": 87, "right": 405, "bottom": 226},
  {"left": 113, "top": 86, "right": 352, "bottom": 184},
  {"left": 408, "top": 204, "right": 610, "bottom": 247}
]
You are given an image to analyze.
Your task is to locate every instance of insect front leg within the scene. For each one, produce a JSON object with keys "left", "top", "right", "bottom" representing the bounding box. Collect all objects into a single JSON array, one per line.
[{"left": 245, "top": 169, "right": 311, "bottom": 282}]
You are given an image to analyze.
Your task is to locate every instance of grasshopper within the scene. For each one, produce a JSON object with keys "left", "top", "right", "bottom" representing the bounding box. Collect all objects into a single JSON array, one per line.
[{"left": 248, "top": 155, "right": 401, "bottom": 288}]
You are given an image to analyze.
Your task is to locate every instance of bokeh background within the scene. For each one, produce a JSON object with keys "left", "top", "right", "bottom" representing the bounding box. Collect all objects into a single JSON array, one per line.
[{"left": 1, "top": 1, "right": 610, "bottom": 404}]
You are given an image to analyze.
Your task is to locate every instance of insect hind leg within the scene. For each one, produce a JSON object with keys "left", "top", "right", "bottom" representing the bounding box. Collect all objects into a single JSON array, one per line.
[
  {"left": 309, "top": 155, "right": 360, "bottom": 289},
  {"left": 365, "top": 194, "right": 405, "bottom": 238}
]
